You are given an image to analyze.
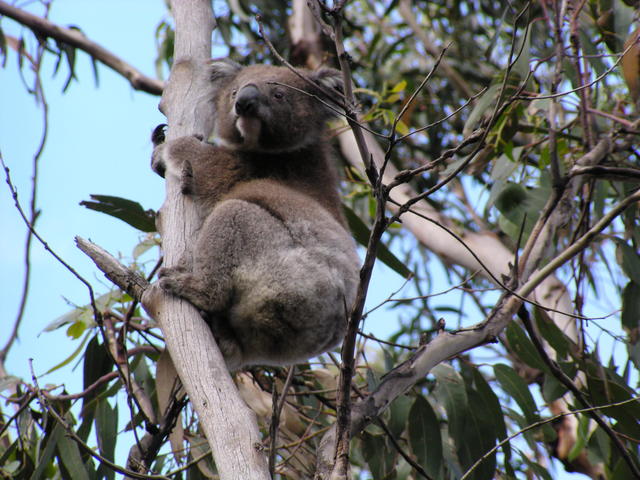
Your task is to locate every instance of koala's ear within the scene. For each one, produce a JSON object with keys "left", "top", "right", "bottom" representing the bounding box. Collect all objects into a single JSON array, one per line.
[
  {"left": 310, "top": 68, "right": 345, "bottom": 117},
  {"left": 310, "top": 68, "right": 344, "bottom": 96},
  {"left": 209, "top": 58, "right": 242, "bottom": 83}
]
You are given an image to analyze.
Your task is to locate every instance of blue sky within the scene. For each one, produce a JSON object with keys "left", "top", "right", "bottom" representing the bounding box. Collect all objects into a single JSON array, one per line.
[{"left": 1, "top": 0, "right": 168, "bottom": 389}]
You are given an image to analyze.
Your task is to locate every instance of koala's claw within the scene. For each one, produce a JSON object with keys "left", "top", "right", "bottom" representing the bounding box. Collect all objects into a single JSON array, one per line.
[
  {"left": 151, "top": 144, "right": 166, "bottom": 178},
  {"left": 151, "top": 124, "right": 168, "bottom": 146}
]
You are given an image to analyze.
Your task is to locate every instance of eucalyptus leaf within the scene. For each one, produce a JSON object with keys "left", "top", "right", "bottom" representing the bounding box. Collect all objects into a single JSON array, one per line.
[
  {"left": 408, "top": 396, "right": 442, "bottom": 479},
  {"left": 493, "top": 363, "right": 538, "bottom": 425},
  {"left": 343, "top": 204, "right": 412, "bottom": 278},
  {"left": 80, "top": 194, "right": 156, "bottom": 232}
]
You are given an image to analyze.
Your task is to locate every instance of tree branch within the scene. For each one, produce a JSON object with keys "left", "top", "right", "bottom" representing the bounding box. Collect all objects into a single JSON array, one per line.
[
  {"left": 0, "top": 1, "right": 164, "bottom": 95},
  {"left": 75, "top": 237, "right": 149, "bottom": 299}
]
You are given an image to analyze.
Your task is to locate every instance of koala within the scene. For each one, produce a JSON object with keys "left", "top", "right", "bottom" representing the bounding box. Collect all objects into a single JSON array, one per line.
[{"left": 153, "top": 60, "right": 360, "bottom": 371}]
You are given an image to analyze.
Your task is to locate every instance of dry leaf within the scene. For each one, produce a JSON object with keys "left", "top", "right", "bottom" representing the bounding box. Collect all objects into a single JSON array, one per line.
[{"left": 622, "top": 26, "right": 640, "bottom": 103}]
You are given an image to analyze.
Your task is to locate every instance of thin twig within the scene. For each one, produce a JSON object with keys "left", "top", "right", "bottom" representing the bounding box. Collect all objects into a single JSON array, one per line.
[
  {"left": 269, "top": 366, "right": 296, "bottom": 476},
  {"left": 2, "top": 16, "right": 50, "bottom": 364},
  {"left": 1, "top": 154, "right": 100, "bottom": 321},
  {"left": 375, "top": 419, "right": 433, "bottom": 480}
]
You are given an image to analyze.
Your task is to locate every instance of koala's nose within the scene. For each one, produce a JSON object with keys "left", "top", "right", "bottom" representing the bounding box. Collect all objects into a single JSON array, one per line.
[{"left": 235, "top": 85, "right": 260, "bottom": 116}]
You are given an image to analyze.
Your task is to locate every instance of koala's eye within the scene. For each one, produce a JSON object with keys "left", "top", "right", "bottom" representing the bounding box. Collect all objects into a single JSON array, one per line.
[
  {"left": 273, "top": 91, "right": 284, "bottom": 100},
  {"left": 231, "top": 89, "right": 237, "bottom": 98}
]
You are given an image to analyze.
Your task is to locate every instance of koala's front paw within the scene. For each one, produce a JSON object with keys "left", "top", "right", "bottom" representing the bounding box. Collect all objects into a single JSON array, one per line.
[
  {"left": 158, "top": 266, "right": 210, "bottom": 311},
  {"left": 157, "top": 265, "right": 189, "bottom": 294},
  {"left": 151, "top": 135, "right": 209, "bottom": 186}
]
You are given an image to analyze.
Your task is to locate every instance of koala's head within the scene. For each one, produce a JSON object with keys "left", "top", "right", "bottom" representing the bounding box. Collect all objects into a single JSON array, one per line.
[{"left": 208, "top": 59, "right": 344, "bottom": 153}]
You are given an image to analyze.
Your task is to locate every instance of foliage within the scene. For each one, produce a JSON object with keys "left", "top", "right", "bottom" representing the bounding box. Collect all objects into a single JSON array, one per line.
[{"left": 2, "top": 0, "right": 640, "bottom": 479}]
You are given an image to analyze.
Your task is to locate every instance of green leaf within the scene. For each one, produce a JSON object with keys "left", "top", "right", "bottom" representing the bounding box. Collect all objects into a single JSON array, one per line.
[
  {"left": 534, "top": 307, "right": 570, "bottom": 359},
  {"left": 512, "top": 24, "right": 531, "bottom": 78},
  {"left": 541, "top": 371, "right": 568, "bottom": 403},
  {"left": 66, "top": 320, "right": 86, "bottom": 339},
  {"left": 472, "top": 369, "right": 510, "bottom": 460},
  {"left": 433, "top": 364, "right": 468, "bottom": 440},
  {"left": 82, "top": 336, "right": 113, "bottom": 410},
  {"left": 505, "top": 322, "right": 547, "bottom": 372},
  {"left": 493, "top": 363, "right": 538, "bottom": 425},
  {"left": 366, "top": 367, "right": 380, "bottom": 391},
  {"left": 29, "top": 423, "right": 61, "bottom": 480},
  {"left": 490, "top": 154, "right": 519, "bottom": 182},
  {"left": 343, "top": 204, "right": 412, "bottom": 278},
  {"left": 615, "top": 239, "right": 640, "bottom": 284},
  {"left": 388, "top": 394, "right": 412, "bottom": 438},
  {"left": 567, "top": 414, "right": 589, "bottom": 462},
  {"left": 493, "top": 181, "right": 549, "bottom": 243},
  {"left": 80, "top": 194, "right": 156, "bottom": 232},
  {"left": 463, "top": 83, "right": 501, "bottom": 135},
  {"left": 622, "top": 281, "right": 640, "bottom": 331},
  {"left": 390, "top": 79, "right": 407, "bottom": 93},
  {"left": 55, "top": 38, "right": 77, "bottom": 92},
  {"left": 521, "top": 454, "right": 553, "bottom": 480},
  {"left": 458, "top": 389, "right": 497, "bottom": 480},
  {"left": 95, "top": 400, "right": 117, "bottom": 466},
  {"left": 408, "top": 396, "right": 442, "bottom": 479},
  {"left": 584, "top": 363, "right": 640, "bottom": 438},
  {"left": 361, "top": 432, "right": 397, "bottom": 479},
  {"left": 55, "top": 423, "right": 90, "bottom": 480},
  {"left": 45, "top": 290, "right": 124, "bottom": 332},
  {"left": 133, "top": 235, "right": 159, "bottom": 260}
]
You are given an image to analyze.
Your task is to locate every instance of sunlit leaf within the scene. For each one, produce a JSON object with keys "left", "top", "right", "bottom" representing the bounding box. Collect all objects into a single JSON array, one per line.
[
  {"left": 66, "top": 320, "right": 86, "bottom": 339},
  {"left": 44, "top": 332, "right": 91, "bottom": 375},
  {"left": 390, "top": 79, "right": 407, "bottom": 93}
]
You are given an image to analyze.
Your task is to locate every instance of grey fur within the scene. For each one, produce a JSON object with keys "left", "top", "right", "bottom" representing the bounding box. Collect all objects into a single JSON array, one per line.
[{"left": 154, "top": 63, "right": 359, "bottom": 371}]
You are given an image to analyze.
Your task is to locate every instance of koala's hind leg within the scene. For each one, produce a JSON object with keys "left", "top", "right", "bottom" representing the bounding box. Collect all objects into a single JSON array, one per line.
[{"left": 159, "top": 198, "right": 287, "bottom": 314}]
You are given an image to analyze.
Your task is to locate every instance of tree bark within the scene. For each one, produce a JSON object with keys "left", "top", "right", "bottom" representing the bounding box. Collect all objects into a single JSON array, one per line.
[{"left": 141, "top": 1, "right": 269, "bottom": 478}]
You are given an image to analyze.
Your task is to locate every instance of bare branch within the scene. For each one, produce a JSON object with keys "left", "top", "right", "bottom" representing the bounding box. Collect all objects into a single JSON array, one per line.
[
  {"left": 0, "top": 1, "right": 164, "bottom": 95},
  {"left": 75, "top": 237, "right": 149, "bottom": 299}
]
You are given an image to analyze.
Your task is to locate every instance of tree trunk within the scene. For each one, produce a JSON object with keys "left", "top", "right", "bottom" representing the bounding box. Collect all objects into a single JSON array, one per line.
[{"left": 141, "top": 1, "right": 269, "bottom": 478}]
